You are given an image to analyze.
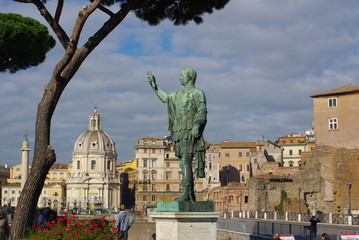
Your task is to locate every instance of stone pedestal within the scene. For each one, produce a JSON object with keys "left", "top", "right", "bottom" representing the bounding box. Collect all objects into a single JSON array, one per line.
[{"left": 150, "top": 211, "right": 220, "bottom": 240}]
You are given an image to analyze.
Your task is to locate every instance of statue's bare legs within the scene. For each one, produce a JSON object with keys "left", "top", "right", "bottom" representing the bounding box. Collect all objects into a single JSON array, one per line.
[{"left": 176, "top": 154, "right": 196, "bottom": 201}]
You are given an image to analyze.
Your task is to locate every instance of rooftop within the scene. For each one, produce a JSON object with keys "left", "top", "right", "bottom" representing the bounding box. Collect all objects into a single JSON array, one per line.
[{"left": 311, "top": 84, "right": 359, "bottom": 98}]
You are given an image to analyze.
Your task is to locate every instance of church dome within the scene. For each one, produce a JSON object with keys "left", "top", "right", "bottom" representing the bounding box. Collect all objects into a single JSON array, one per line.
[{"left": 73, "top": 108, "right": 117, "bottom": 156}]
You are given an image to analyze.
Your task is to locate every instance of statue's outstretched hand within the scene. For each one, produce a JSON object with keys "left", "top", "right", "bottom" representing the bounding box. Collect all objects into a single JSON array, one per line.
[{"left": 147, "top": 71, "right": 157, "bottom": 88}]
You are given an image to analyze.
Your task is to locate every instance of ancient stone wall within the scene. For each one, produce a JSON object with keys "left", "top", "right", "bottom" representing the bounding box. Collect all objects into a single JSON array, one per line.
[{"left": 249, "top": 145, "right": 359, "bottom": 214}]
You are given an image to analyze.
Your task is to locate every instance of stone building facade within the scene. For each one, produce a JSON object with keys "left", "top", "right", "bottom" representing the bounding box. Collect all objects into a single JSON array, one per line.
[
  {"left": 66, "top": 108, "right": 121, "bottom": 210},
  {"left": 134, "top": 137, "right": 217, "bottom": 210}
]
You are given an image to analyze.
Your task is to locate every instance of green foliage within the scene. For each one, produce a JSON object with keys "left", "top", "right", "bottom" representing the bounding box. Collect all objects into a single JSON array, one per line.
[
  {"left": 274, "top": 190, "right": 290, "bottom": 213},
  {"left": 0, "top": 13, "right": 56, "bottom": 74},
  {"left": 102, "top": 0, "right": 230, "bottom": 26}
]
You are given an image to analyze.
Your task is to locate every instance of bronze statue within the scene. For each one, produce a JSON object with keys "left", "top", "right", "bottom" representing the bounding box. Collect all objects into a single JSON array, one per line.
[{"left": 147, "top": 68, "right": 207, "bottom": 201}]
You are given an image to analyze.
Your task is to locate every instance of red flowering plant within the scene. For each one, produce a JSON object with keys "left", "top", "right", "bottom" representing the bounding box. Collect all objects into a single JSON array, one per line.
[{"left": 21, "top": 214, "right": 118, "bottom": 239}]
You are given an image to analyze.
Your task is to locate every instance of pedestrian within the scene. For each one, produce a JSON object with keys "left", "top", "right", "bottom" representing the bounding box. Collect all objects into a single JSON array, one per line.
[
  {"left": 37, "top": 209, "right": 44, "bottom": 228},
  {"left": 309, "top": 215, "right": 320, "bottom": 239},
  {"left": 115, "top": 204, "right": 133, "bottom": 240},
  {"left": 0, "top": 208, "right": 11, "bottom": 240},
  {"left": 321, "top": 233, "right": 329, "bottom": 240}
]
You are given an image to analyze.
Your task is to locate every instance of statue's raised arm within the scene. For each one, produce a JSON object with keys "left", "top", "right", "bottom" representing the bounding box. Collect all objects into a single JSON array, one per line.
[{"left": 147, "top": 70, "right": 168, "bottom": 103}]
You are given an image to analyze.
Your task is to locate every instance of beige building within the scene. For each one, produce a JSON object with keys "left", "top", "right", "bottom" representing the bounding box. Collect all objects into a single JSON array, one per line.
[
  {"left": 219, "top": 141, "right": 256, "bottom": 186},
  {"left": 250, "top": 139, "right": 283, "bottom": 176},
  {"left": 3, "top": 163, "right": 68, "bottom": 209},
  {"left": 134, "top": 137, "right": 210, "bottom": 211},
  {"left": 66, "top": 108, "right": 121, "bottom": 210},
  {"left": 311, "top": 84, "right": 359, "bottom": 149}
]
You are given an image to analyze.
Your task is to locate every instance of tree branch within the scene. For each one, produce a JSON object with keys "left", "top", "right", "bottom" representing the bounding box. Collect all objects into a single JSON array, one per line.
[
  {"left": 13, "top": 0, "right": 32, "bottom": 3},
  {"left": 52, "top": 0, "right": 102, "bottom": 83},
  {"left": 97, "top": 4, "right": 115, "bottom": 17},
  {"left": 31, "top": 0, "right": 70, "bottom": 48},
  {"left": 54, "top": 0, "right": 63, "bottom": 24}
]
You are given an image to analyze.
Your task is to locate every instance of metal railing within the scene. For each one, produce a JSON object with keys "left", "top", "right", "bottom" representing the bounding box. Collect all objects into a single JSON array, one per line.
[{"left": 221, "top": 210, "right": 359, "bottom": 226}]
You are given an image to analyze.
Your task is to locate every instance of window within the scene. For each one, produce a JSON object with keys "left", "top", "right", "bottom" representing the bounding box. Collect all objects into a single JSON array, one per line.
[
  {"left": 179, "top": 184, "right": 182, "bottom": 191},
  {"left": 225, "top": 152, "right": 230, "bottom": 157},
  {"left": 246, "top": 152, "right": 250, "bottom": 157},
  {"left": 246, "top": 164, "right": 250, "bottom": 172},
  {"left": 166, "top": 173, "right": 170, "bottom": 180},
  {"left": 16, "top": 168, "right": 20, "bottom": 172},
  {"left": 152, "top": 184, "right": 156, "bottom": 191},
  {"left": 152, "top": 196, "right": 156, "bottom": 201},
  {"left": 144, "top": 141, "right": 147, "bottom": 145},
  {"left": 143, "top": 196, "right": 147, "bottom": 201},
  {"left": 328, "top": 98, "right": 337, "bottom": 107},
  {"left": 166, "top": 154, "right": 169, "bottom": 158},
  {"left": 241, "top": 175, "right": 246, "bottom": 183},
  {"left": 299, "top": 150, "right": 302, "bottom": 155},
  {"left": 226, "top": 165, "right": 230, "bottom": 172},
  {"left": 166, "top": 184, "right": 170, "bottom": 191},
  {"left": 91, "top": 160, "right": 96, "bottom": 169},
  {"left": 254, "top": 158, "right": 257, "bottom": 164},
  {"left": 209, "top": 162, "right": 212, "bottom": 170},
  {"left": 43, "top": 190, "right": 47, "bottom": 195},
  {"left": 329, "top": 118, "right": 338, "bottom": 130},
  {"left": 152, "top": 141, "right": 155, "bottom": 145},
  {"left": 238, "top": 164, "right": 242, "bottom": 172},
  {"left": 143, "top": 172, "right": 147, "bottom": 180},
  {"left": 151, "top": 160, "right": 156, "bottom": 167},
  {"left": 152, "top": 149, "right": 155, "bottom": 153},
  {"left": 77, "top": 161, "right": 80, "bottom": 169},
  {"left": 225, "top": 176, "right": 230, "bottom": 183},
  {"left": 239, "top": 152, "right": 242, "bottom": 157},
  {"left": 166, "top": 162, "right": 170, "bottom": 168},
  {"left": 152, "top": 172, "right": 156, "bottom": 180},
  {"left": 209, "top": 154, "right": 212, "bottom": 161},
  {"left": 144, "top": 149, "right": 147, "bottom": 153},
  {"left": 143, "top": 160, "right": 147, "bottom": 167},
  {"left": 245, "top": 196, "right": 248, "bottom": 203},
  {"left": 11, "top": 191, "right": 15, "bottom": 194},
  {"left": 143, "top": 183, "right": 147, "bottom": 191},
  {"left": 179, "top": 173, "right": 182, "bottom": 180},
  {"left": 289, "top": 161, "right": 294, "bottom": 167},
  {"left": 4, "top": 190, "right": 7, "bottom": 194},
  {"left": 289, "top": 150, "right": 293, "bottom": 156},
  {"left": 107, "top": 160, "right": 111, "bottom": 170}
]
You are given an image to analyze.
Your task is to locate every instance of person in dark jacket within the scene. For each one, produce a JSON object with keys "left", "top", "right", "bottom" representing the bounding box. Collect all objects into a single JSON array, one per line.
[
  {"left": 0, "top": 208, "right": 11, "bottom": 240},
  {"left": 309, "top": 215, "right": 320, "bottom": 239}
]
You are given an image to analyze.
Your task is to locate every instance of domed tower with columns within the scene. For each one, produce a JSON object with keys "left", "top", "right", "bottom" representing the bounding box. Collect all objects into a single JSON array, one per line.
[{"left": 66, "top": 108, "right": 121, "bottom": 210}]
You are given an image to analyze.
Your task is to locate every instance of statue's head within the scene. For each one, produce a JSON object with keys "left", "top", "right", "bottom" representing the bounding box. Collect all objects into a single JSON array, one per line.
[{"left": 181, "top": 68, "right": 197, "bottom": 84}]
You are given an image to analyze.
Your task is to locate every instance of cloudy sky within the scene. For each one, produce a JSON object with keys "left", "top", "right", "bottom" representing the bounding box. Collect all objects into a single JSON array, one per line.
[{"left": 1, "top": 0, "right": 359, "bottom": 166}]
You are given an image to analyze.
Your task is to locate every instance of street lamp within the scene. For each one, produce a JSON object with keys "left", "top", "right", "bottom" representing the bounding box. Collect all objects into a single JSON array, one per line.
[
  {"left": 239, "top": 193, "right": 242, "bottom": 213},
  {"left": 265, "top": 191, "right": 268, "bottom": 213},
  {"left": 348, "top": 182, "right": 352, "bottom": 216},
  {"left": 298, "top": 187, "right": 301, "bottom": 215}
]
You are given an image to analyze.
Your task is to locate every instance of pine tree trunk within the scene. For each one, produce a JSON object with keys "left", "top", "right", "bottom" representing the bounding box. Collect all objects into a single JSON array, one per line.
[{"left": 10, "top": 79, "right": 59, "bottom": 237}]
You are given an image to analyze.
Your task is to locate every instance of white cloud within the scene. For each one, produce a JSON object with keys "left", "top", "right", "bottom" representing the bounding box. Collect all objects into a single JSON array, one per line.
[{"left": 1, "top": 0, "right": 359, "bottom": 165}]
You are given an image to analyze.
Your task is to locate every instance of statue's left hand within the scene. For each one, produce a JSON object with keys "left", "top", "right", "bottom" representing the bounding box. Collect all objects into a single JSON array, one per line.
[{"left": 191, "top": 126, "right": 199, "bottom": 141}]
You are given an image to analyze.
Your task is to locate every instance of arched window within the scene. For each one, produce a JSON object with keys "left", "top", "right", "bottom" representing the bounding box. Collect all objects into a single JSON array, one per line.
[
  {"left": 77, "top": 161, "right": 80, "bottom": 170},
  {"left": 91, "top": 160, "right": 96, "bottom": 169}
]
